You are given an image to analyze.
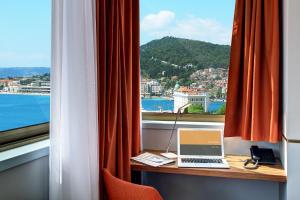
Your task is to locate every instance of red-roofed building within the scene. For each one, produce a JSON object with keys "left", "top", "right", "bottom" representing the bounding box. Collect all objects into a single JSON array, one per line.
[{"left": 174, "top": 86, "right": 210, "bottom": 112}]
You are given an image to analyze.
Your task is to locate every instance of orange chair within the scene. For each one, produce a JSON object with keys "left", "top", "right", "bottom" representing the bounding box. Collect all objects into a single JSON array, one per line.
[{"left": 103, "top": 169, "right": 163, "bottom": 200}]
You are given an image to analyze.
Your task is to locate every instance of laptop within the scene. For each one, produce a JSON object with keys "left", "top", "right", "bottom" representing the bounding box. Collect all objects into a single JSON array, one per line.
[{"left": 177, "top": 128, "right": 229, "bottom": 168}]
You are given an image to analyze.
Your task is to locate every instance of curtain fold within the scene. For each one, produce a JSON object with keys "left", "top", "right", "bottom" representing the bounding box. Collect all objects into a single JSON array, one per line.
[
  {"left": 50, "top": 0, "right": 99, "bottom": 199},
  {"left": 224, "top": 0, "right": 281, "bottom": 143},
  {"left": 96, "top": 0, "right": 141, "bottom": 199}
]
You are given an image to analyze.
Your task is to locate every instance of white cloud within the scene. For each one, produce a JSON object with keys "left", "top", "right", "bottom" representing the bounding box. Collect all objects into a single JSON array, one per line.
[
  {"left": 141, "top": 10, "right": 175, "bottom": 31},
  {"left": 174, "top": 17, "right": 231, "bottom": 44},
  {"left": 141, "top": 13, "right": 232, "bottom": 45}
]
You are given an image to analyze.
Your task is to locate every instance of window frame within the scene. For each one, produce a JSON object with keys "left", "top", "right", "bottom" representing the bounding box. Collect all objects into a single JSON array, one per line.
[
  {"left": 0, "top": 123, "right": 49, "bottom": 152},
  {"left": 140, "top": 2, "right": 230, "bottom": 122},
  {"left": 142, "top": 112, "right": 224, "bottom": 123}
]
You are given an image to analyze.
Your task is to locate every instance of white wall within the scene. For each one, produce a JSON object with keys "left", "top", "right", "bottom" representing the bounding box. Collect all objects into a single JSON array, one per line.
[
  {"left": 283, "top": 0, "right": 300, "bottom": 140},
  {"left": 282, "top": 0, "right": 300, "bottom": 199},
  {"left": 142, "top": 121, "right": 280, "bottom": 155},
  {"left": 0, "top": 156, "right": 49, "bottom": 200}
]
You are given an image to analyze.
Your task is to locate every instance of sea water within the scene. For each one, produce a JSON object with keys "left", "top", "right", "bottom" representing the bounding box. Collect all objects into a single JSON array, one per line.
[
  {"left": 0, "top": 94, "right": 50, "bottom": 131},
  {"left": 141, "top": 98, "right": 224, "bottom": 112},
  {"left": 0, "top": 95, "right": 224, "bottom": 131}
]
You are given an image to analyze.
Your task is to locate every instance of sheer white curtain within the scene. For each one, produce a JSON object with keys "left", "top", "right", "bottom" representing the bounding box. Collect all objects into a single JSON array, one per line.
[{"left": 50, "top": 0, "right": 98, "bottom": 200}]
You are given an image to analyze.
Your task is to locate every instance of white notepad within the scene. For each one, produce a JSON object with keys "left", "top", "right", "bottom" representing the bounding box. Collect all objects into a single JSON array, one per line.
[{"left": 131, "top": 152, "right": 175, "bottom": 167}]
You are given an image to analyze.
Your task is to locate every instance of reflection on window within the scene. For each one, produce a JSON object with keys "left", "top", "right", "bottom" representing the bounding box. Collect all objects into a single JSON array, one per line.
[
  {"left": 0, "top": 0, "right": 51, "bottom": 131},
  {"left": 140, "top": 0, "right": 235, "bottom": 116}
]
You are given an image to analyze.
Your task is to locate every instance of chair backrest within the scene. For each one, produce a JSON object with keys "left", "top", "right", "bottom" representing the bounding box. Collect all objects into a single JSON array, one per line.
[{"left": 103, "top": 169, "right": 163, "bottom": 200}]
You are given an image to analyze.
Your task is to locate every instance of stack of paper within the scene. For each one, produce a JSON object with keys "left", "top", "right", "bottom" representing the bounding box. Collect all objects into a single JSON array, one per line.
[{"left": 131, "top": 152, "right": 175, "bottom": 167}]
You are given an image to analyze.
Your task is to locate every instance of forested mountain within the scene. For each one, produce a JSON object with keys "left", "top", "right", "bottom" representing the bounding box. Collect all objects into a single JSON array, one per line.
[{"left": 140, "top": 36, "right": 230, "bottom": 80}]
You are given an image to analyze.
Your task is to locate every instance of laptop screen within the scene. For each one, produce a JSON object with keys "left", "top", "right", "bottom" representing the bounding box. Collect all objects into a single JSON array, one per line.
[{"left": 179, "top": 129, "right": 222, "bottom": 156}]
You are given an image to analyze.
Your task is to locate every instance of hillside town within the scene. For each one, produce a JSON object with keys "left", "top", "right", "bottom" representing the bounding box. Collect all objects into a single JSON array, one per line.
[
  {"left": 0, "top": 67, "right": 228, "bottom": 113},
  {"left": 141, "top": 67, "right": 228, "bottom": 112},
  {"left": 0, "top": 74, "right": 50, "bottom": 95}
]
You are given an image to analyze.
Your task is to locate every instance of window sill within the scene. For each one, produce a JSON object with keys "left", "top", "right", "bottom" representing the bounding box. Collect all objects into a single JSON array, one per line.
[
  {"left": 0, "top": 139, "right": 49, "bottom": 172},
  {"left": 142, "top": 120, "right": 224, "bottom": 130},
  {"left": 142, "top": 113, "right": 224, "bottom": 122},
  {"left": 0, "top": 123, "right": 49, "bottom": 152}
]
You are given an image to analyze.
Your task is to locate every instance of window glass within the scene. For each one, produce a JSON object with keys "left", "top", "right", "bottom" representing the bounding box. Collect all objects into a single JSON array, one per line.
[
  {"left": 0, "top": 1, "right": 51, "bottom": 131},
  {"left": 140, "top": 0, "right": 235, "bottom": 117}
]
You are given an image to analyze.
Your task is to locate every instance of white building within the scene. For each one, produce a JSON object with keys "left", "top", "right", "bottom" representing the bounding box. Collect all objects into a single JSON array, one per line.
[
  {"left": 8, "top": 86, "right": 20, "bottom": 93},
  {"left": 18, "top": 86, "right": 50, "bottom": 94},
  {"left": 140, "top": 80, "right": 149, "bottom": 97},
  {"left": 173, "top": 87, "right": 210, "bottom": 112},
  {"left": 31, "top": 81, "right": 50, "bottom": 87},
  {"left": 141, "top": 79, "right": 162, "bottom": 96},
  {"left": 151, "top": 84, "right": 162, "bottom": 95}
]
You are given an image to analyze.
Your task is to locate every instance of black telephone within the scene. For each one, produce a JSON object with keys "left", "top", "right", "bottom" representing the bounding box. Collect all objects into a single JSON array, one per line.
[{"left": 244, "top": 145, "right": 276, "bottom": 169}]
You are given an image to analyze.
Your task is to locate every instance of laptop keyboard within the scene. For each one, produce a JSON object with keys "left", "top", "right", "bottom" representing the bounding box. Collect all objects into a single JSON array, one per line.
[{"left": 181, "top": 158, "right": 223, "bottom": 164}]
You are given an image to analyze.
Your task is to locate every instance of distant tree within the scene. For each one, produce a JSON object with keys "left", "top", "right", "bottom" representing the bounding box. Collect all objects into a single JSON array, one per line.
[
  {"left": 164, "top": 79, "right": 176, "bottom": 90},
  {"left": 178, "top": 78, "right": 192, "bottom": 87},
  {"left": 214, "top": 75, "right": 222, "bottom": 80},
  {"left": 215, "top": 104, "right": 226, "bottom": 115},
  {"left": 216, "top": 87, "right": 222, "bottom": 99},
  {"left": 20, "top": 79, "right": 34, "bottom": 85},
  {"left": 187, "top": 104, "right": 204, "bottom": 114},
  {"left": 140, "top": 37, "right": 230, "bottom": 81},
  {"left": 183, "top": 107, "right": 189, "bottom": 114},
  {"left": 207, "top": 83, "right": 214, "bottom": 89}
]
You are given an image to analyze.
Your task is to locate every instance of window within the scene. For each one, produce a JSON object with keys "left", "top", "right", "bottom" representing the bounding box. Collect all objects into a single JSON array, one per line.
[
  {"left": 0, "top": 0, "right": 51, "bottom": 149},
  {"left": 140, "top": 0, "right": 235, "bottom": 122}
]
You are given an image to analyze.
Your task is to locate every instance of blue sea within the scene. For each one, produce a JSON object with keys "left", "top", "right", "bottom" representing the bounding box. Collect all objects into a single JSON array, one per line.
[
  {"left": 0, "top": 95, "right": 224, "bottom": 131},
  {"left": 141, "top": 98, "right": 224, "bottom": 112},
  {"left": 142, "top": 98, "right": 174, "bottom": 112},
  {"left": 0, "top": 94, "right": 50, "bottom": 131}
]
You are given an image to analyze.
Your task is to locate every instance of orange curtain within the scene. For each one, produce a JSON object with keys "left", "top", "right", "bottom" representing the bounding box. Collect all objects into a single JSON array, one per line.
[
  {"left": 96, "top": 0, "right": 141, "bottom": 199},
  {"left": 224, "top": 0, "right": 281, "bottom": 143}
]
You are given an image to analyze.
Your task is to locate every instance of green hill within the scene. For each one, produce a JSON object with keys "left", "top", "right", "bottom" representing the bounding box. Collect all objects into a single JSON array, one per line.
[{"left": 140, "top": 36, "right": 230, "bottom": 80}]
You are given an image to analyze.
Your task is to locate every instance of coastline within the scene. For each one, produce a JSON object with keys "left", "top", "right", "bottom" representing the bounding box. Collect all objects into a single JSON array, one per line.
[
  {"left": 0, "top": 92, "right": 50, "bottom": 96},
  {"left": 142, "top": 96, "right": 174, "bottom": 100}
]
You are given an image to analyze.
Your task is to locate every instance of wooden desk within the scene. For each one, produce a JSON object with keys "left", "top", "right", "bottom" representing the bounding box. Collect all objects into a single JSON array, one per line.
[{"left": 131, "top": 151, "right": 287, "bottom": 183}]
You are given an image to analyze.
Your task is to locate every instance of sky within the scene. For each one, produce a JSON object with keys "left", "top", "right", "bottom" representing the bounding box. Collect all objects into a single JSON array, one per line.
[
  {"left": 140, "top": 0, "right": 236, "bottom": 45},
  {"left": 0, "top": 0, "right": 51, "bottom": 68},
  {"left": 0, "top": 0, "right": 235, "bottom": 68}
]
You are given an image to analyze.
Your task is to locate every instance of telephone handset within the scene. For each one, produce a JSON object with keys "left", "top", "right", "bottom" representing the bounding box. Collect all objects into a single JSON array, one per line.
[{"left": 244, "top": 145, "right": 276, "bottom": 169}]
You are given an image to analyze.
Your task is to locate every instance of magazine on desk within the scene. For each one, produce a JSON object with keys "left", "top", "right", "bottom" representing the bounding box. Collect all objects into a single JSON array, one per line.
[{"left": 131, "top": 152, "right": 175, "bottom": 167}]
